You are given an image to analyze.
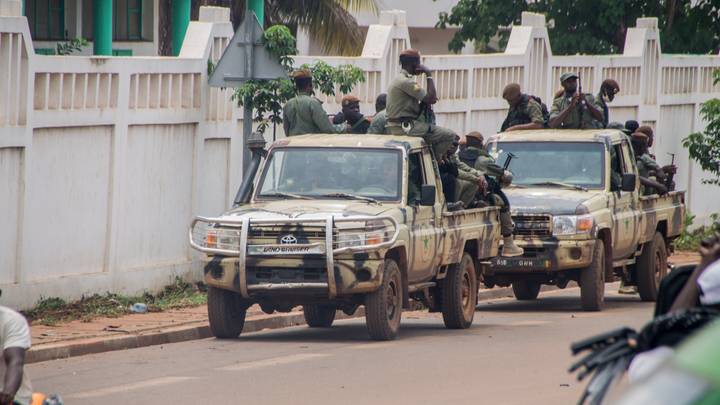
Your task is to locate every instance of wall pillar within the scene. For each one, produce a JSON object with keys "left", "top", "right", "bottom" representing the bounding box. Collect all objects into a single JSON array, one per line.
[
  {"left": 171, "top": 0, "right": 190, "bottom": 56},
  {"left": 93, "top": 0, "right": 112, "bottom": 55},
  {"left": 248, "top": 0, "right": 264, "bottom": 26}
]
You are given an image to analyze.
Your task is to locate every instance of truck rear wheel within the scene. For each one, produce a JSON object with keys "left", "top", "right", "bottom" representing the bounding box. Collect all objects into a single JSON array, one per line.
[
  {"left": 580, "top": 240, "right": 605, "bottom": 311},
  {"left": 636, "top": 231, "right": 668, "bottom": 302},
  {"left": 512, "top": 281, "right": 541, "bottom": 300},
  {"left": 442, "top": 253, "right": 478, "bottom": 329},
  {"left": 365, "top": 259, "right": 403, "bottom": 340},
  {"left": 207, "top": 287, "right": 249, "bottom": 338},
  {"left": 303, "top": 305, "right": 336, "bottom": 327}
]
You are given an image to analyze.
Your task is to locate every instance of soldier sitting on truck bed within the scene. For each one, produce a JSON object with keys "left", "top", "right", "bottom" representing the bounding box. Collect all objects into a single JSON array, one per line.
[
  {"left": 548, "top": 72, "right": 604, "bottom": 129},
  {"left": 368, "top": 93, "right": 388, "bottom": 134},
  {"left": 631, "top": 133, "right": 668, "bottom": 196},
  {"left": 500, "top": 83, "right": 547, "bottom": 132},
  {"left": 459, "top": 132, "right": 523, "bottom": 257},
  {"left": 332, "top": 95, "right": 372, "bottom": 134},
  {"left": 444, "top": 135, "right": 488, "bottom": 207}
]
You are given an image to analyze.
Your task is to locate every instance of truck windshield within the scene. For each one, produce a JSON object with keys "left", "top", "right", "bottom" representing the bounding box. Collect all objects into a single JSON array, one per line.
[
  {"left": 256, "top": 147, "right": 402, "bottom": 201},
  {"left": 492, "top": 142, "right": 605, "bottom": 189}
]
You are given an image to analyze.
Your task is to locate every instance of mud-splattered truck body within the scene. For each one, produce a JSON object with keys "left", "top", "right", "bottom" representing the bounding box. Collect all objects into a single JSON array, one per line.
[
  {"left": 190, "top": 134, "right": 501, "bottom": 340},
  {"left": 485, "top": 129, "right": 685, "bottom": 311}
]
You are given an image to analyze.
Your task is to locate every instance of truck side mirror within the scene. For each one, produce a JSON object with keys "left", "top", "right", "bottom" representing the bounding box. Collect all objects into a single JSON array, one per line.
[
  {"left": 621, "top": 173, "right": 636, "bottom": 192},
  {"left": 420, "top": 185, "right": 436, "bottom": 206}
]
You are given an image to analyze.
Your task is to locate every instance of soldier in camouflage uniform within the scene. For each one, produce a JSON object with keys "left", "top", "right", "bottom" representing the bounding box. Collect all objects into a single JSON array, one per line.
[
  {"left": 548, "top": 72, "right": 604, "bottom": 129},
  {"left": 443, "top": 136, "right": 488, "bottom": 207},
  {"left": 631, "top": 133, "right": 667, "bottom": 196},
  {"left": 368, "top": 93, "right": 388, "bottom": 134},
  {"left": 334, "top": 95, "right": 371, "bottom": 134},
  {"left": 283, "top": 69, "right": 340, "bottom": 136},
  {"left": 459, "top": 132, "right": 524, "bottom": 257},
  {"left": 595, "top": 79, "right": 620, "bottom": 128},
  {"left": 500, "top": 83, "right": 545, "bottom": 132},
  {"left": 385, "top": 49, "right": 455, "bottom": 159}
]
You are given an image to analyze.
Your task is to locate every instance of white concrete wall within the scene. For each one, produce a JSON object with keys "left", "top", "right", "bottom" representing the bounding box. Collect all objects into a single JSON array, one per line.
[{"left": 1, "top": 5, "right": 719, "bottom": 308}]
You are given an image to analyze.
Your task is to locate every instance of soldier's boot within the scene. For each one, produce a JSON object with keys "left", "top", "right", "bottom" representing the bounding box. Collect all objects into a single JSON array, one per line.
[{"left": 500, "top": 211, "right": 523, "bottom": 257}]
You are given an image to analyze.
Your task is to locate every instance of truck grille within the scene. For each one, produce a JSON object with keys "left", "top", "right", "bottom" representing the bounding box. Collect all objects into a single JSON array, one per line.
[
  {"left": 513, "top": 215, "right": 552, "bottom": 237},
  {"left": 248, "top": 225, "right": 327, "bottom": 245}
]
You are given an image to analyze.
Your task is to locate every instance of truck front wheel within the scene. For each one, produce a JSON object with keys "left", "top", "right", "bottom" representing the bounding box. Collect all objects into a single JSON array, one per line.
[
  {"left": 442, "top": 253, "right": 478, "bottom": 329},
  {"left": 580, "top": 240, "right": 605, "bottom": 311},
  {"left": 636, "top": 231, "right": 668, "bottom": 302},
  {"left": 303, "top": 305, "right": 336, "bottom": 327},
  {"left": 207, "top": 287, "right": 249, "bottom": 338},
  {"left": 365, "top": 259, "right": 403, "bottom": 340},
  {"left": 512, "top": 281, "right": 541, "bottom": 300}
]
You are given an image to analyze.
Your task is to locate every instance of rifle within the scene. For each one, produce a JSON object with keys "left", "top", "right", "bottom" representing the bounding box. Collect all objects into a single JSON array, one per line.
[
  {"left": 577, "top": 76, "right": 584, "bottom": 124},
  {"left": 503, "top": 152, "right": 517, "bottom": 171},
  {"left": 664, "top": 152, "right": 677, "bottom": 191}
]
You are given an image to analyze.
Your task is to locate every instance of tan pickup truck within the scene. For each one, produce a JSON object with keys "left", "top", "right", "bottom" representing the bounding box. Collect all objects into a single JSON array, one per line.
[
  {"left": 484, "top": 129, "right": 685, "bottom": 311},
  {"left": 190, "top": 134, "right": 501, "bottom": 340}
]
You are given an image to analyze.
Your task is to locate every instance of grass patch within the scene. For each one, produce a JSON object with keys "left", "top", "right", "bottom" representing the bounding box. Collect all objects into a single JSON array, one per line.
[
  {"left": 675, "top": 212, "right": 719, "bottom": 251},
  {"left": 23, "top": 277, "right": 207, "bottom": 326}
]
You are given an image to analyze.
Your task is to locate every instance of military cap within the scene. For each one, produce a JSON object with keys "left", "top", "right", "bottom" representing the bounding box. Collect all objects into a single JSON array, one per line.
[
  {"left": 291, "top": 69, "right": 312, "bottom": 80},
  {"left": 560, "top": 72, "right": 579, "bottom": 83},
  {"left": 637, "top": 125, "right": 654, "bottom": 138},
  {"left": 341, "top": 94, "right": 360, "bottom": 107},
  {"left": 399, "top": 48, "right": 421, "bottom": 58}
]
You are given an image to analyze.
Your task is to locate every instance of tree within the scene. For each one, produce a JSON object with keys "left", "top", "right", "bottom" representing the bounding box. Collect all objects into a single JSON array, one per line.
[
  {"left": 683, "top": 69, "right": 720, "bottom": 186},
  {"left": 435, "top": 0, "right": 720, "bottom": 55},
  {"left": 232, "top": 25, "right": 365, "bottom": 135},
  {"left": 191, "top": 0, "right": 377, "bottom": 56}
]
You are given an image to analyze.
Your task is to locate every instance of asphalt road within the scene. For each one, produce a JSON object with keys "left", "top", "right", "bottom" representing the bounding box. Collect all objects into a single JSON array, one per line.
[{"left": 28, "top": 283, "right": 653, "bottom": 405}]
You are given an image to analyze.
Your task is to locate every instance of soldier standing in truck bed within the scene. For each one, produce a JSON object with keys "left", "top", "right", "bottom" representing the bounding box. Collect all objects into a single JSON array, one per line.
[
  {"left": 548, "top": 72, "right": 604, "bottom": 129},
  {"left": 368, "top": 93, "right": 388, "bottom": 134},
  {"left": 283, "top": 69, "right": 340, "bottom": 136},
  {"left": 500, "top": 83, "right": 547, "bottom": 132},
  {"left": 385, "top": 49, "right": 455, "bottom": 159}
]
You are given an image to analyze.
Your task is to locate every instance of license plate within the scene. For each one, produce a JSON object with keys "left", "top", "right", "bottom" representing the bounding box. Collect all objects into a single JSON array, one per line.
[
  {"left": 247, "top": 244, "right": 325, "bottom": 256},
  {"left": 492, "top": 257, "right": 551, "bottom": 269}
]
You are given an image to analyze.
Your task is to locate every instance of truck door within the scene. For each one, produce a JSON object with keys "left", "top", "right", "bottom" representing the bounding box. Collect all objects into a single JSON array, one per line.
[
  {"left": 610, "top": 141, "right": 641, "bottom": 259},
  {"left": 407, "top": 149, "right": 438, "bottom": 282}
]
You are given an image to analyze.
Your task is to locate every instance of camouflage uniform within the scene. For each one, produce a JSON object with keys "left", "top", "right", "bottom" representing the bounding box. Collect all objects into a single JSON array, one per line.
[
  {"left": 283, "top": 90, "right": 339, "bottom": 136},
  {"left": 385, "top": 69, "right": 455, "bottom": 158},
  {"left": 500, "top": 95, "right": 545, "bottom": 132},
  {"left": 367, "top": 110, "right": 387, "bottom": 134},
  {"left": 449, "top": 153, "right": 485, "bottom": 206},
  {"left": 549, "top": 93, "right": 603, "bottom": 129},
  {"left": 637, "top": 153, "right": 662, "bottom": 195},
  {"left": 595, "top": 92, "right": 609, "bottom": 128}
]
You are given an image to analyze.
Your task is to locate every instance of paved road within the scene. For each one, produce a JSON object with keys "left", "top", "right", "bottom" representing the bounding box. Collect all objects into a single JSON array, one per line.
[{"left": 28, "top": 284, "right": 652, "bottom": 405}]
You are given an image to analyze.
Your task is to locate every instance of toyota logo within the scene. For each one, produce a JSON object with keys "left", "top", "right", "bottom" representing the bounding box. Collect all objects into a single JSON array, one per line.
[{"left": 280, "top": 235, "right": 297, "bottom": 245}]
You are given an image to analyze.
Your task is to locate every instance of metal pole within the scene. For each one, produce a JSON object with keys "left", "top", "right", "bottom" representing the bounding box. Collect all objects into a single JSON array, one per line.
[
  {"left": 93, "top": 0, "right": 113, "bottom": 56},
  {"left": 171, "top": 0, "right": 191, "bottom": 56}
]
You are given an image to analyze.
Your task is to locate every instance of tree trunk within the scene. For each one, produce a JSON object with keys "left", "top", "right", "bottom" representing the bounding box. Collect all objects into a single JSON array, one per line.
[{"left": 158, "top": 0, "right": 172, "bottom": 56}]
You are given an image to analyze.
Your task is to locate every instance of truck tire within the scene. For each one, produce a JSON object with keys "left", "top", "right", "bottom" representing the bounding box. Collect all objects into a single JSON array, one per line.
[
  {"left": 580, "top": 240, "right": 605, "bottom": 311},
  {"left": 303, "top": 305, "right": 336, "bottom": 327},
  {"left": 207, "top": 287, "right": 249, "bottom": 338},
  {"left": 636, "top": 231, "right": 668, "bottom": 302},
  {"left": 365, "top": 259, "right": 403, "bottom": 340},
  {"left": 512, "top": 281, "right": 541, "bottom": 300},
  {"left": 442, "top": 253, "right": 478, "bottom": 329}
]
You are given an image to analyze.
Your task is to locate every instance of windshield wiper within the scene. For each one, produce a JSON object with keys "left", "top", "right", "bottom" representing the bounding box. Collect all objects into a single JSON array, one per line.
[
  {"left": 320, "top": 192, "right": 380, "bottom": 204},
  {"left": 260, "top": 192, "right": 312, "bottom": 200},
  {"left": 526, "top": 181, "right": 588, "bottom": 192}
]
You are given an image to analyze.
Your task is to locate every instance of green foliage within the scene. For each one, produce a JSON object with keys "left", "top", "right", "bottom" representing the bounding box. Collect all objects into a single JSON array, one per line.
[
  {"left": 232, "top": 25, "right": 365, "bottom": 134},
  {"left": 683, "top": 69, "right": 720, "bottom": 186},
  {"left": 23, "top": 277, "right": 207, "bottom": 326},
  {"left": 55, "top": 38, "right": 89, "bottom": 55},
  {"left": 436, "top": 0, "right": 720, "bottom": 55},
  {"left": 676, "top": 212, "right": 720, "bottom": 251}
]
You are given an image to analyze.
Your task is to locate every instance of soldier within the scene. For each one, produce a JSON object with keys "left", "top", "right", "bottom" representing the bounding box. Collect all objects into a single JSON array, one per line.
[
  {"left": 368, "top": 93, "right": 388, "bottom": 134},
  {"left": 282, "top": 69, "right": 340, "bottom": 136},
  {"left": 596, "top": 79, "right": 620, "bottom": 128},
  {"left": 445, "top": 135, "right": 488, "bottom": 207},
  {"left": 385, "top": 49, "right": 455, "bottom": 159},
  {"left": 631, "top": 133, "right": 667, "bottom": 196},
  {"left": 334, "top": 95, "right": 371, "bottom": 134},
  {"left": 548, "top": 72, "right": 604, "bottom": 129},
  {"left": 625, "top": 120, "right": 639, "bottom": 136},
  {"left": 459, "top": 132, "right": 524, "bottom": 257},
  {"left": 500, "top": 83, "right": 546, "bottom": 132}
]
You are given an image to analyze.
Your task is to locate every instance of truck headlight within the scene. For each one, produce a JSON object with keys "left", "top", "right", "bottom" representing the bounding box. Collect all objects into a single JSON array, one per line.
[
  {"left": 337, "top": 233, "right": 363, "bottom": 249},
  {"left": 552, "top": 215, "right": 594, "bottom": 236},
  {"left": 201, "top": 227, "right": 240, "bottom": 250}
]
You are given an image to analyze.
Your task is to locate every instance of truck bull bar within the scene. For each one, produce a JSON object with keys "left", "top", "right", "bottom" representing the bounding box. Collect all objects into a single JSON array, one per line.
[{"left": 189, "top": 215, "right": 400, "bottom": 298}]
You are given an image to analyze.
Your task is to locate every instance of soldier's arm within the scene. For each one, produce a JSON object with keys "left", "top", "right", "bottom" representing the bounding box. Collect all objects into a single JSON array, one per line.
[
  {"left": 399, "top": 76, "right": 432, "bottom": 105},
  {"left": 311, "top": 99, "right": 342, "bottom": 133},
  {"left": 581, "top": 94, "right": 604, "bottom": 122},
  {"left": 455, "top": 156, "right": 485, "bottom": 178},
  {"left": 506, "top": 101, "right": 544, "bottom": 131},
  {"left": 282, "top": 106, "right": 290, "bottom": 136},
  {"left": 367, "top": 116, "right": 384, "bottom": 134},
  {"left": 415, "top": 64, "right": 438, "bottom": 104},
  {"left": 548, "top": 96, "right": 576, "bottom": 128},
  {"left": 640, "top": 176, "right": 667, "bottom": 195},
  {"left": 642, "top": 155, "right": 666, "bottom": 180}
]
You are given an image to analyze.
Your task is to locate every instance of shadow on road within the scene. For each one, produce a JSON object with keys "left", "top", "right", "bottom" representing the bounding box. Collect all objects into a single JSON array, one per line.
[{"left": 477, "top": 293, "right": 650, "bottom": 313}]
